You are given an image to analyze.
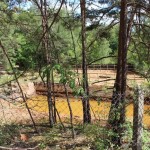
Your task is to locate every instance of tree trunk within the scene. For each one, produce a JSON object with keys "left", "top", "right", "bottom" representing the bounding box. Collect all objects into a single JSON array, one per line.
[
  {"left": 108, "top": 0, "right": 128, "bottom": 146},
  {"left": 80, "top": 0, "right": 91, "bottom": 123},
  {"left": 41, "top": 0, "right": 54, "bottom": 127},
  {"left": 64, "top": 84, "right": 75, "bottom": 138},
  {"left": 120, "top": 0, "right": 128, "bottom": 135},
  {"left": 52, "top": 70, "right": 57, "bottom": 123}
]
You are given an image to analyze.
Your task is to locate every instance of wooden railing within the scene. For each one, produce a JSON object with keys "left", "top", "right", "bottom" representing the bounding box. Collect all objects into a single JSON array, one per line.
[{"left": 72, "top": 64, "right": 135, "bottom": 71}]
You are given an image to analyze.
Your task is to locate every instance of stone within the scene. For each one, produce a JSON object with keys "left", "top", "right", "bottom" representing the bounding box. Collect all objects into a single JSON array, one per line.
[{"left": 25, "top": 82, "right": 36, "bottom": 97}]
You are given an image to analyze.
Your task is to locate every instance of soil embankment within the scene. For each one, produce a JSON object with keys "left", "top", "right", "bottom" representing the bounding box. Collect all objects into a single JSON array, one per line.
[{"left": 35, "top": 82, "right": 150, "bottom": 104}]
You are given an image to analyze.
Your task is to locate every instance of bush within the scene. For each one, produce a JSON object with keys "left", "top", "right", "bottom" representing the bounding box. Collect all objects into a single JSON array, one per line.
[{"left": 0, "top": 124, "right": 19, "bottom": 145}]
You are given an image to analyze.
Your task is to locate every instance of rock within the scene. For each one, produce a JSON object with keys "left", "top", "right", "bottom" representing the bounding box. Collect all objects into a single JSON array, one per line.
[
  {"left": 0, "top": 71, "right": 6, "bottom": 74},
  {"left": 25, "top": 82, "right": 36, "bottom": 97},
  {"left": 0, "top": 81, "right": 36, "bottom": 102}
]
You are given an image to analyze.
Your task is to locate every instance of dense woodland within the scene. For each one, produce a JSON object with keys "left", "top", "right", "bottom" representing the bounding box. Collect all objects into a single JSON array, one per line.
[
  {"left": 0, "top": 1, "right": 149, "bottom": 72},
  {"left": 0, "top": 0, "right": 150, "bottom": 149}
]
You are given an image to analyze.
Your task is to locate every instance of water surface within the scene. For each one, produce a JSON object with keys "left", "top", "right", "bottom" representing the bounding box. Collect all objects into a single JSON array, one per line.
[{"left": 28, "top": 95, "right": 150, "bottom": 128}]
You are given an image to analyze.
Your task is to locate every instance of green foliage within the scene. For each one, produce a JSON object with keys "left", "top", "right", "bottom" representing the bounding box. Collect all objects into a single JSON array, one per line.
[
  {"left": 0, "top": 124, "right": 19, "bottom": 145},
  {"left": 0, "top": 0, "right": 149, "bottom": 73},
  {"left": 78, "top": 124, "right": 119, "bottom": 149},
  {"left": 53, "top": 64, "right": 76, "bottom": 86},
  {"left": 0, "top": 2, "right": 119, "bottom": 69},
  {"left": 87, "top": 37, "right": 112, "bottom": 64},
  {"left": 128, "top": 18, "right": 150, "bottom": 78},
  {"left": 41, "top": 65, "right": 52, "bottom": 80},
  {"left": 86, "top": 25, "right": 118, "bottom": 65},
  {"left": 0, "top": 74, "right": 14, "bottom": 85},
  {"left": 123, "top": 121, "right": 150, "bottom": 150},
  {"left": 41, "top": 64, "right": 77, "bottom": 90},
  {"left": 77, "top": 122, "right": 150, "bottom": 150},
  {"left": 0, "top": 3, "right": 41, "bottom": 70},
  {"left": 69, "top": 79, "right": 75, "bottom": 89},
  {"left": 97, "top": 97, "right": 102, "bottom": 105},
  {"left": 108, "top": 25, "right": 119, "bottom": 55}
]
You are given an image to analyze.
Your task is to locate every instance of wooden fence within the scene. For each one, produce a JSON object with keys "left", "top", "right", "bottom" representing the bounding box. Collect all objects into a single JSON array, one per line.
[{"left": 72, "top": 64, "right": 135, "bottom": 71}]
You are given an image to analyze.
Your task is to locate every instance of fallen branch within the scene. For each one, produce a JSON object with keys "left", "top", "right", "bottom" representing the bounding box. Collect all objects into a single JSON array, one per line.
[{"left": 92, "top": 79, "right": 115, "bottom": 85}]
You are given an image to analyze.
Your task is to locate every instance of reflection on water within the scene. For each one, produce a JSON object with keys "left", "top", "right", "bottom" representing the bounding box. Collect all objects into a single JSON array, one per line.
[{"left": 28, "top": 95, "right": 150, "bottom": 128}]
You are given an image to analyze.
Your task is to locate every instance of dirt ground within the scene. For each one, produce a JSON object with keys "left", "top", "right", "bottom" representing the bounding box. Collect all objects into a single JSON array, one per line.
[{"left": 0, "top": 99, "right": 45, "bottom": 125}]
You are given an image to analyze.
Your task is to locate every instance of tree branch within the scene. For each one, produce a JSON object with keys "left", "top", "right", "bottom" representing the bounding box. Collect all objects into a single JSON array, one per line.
[
  {"left": 0, "top": 40, "right": 38, "bottom": 133},
  {"left": 87, "top": 55, "right": 116, "bottom": 66},
  {"left": 35, "top": 0, "right": 65, "bottom": 54}
]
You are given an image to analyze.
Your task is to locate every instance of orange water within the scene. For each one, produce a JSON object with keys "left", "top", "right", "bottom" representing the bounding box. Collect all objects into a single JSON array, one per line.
[{"left": 28, "top": 95, "right": 150, "bottom": 128}]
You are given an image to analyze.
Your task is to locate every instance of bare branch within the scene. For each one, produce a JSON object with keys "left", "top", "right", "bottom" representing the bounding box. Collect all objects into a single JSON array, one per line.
[
  {"left": 35, "top": 0, "right": 65, "bottom": 53},
  {"left": 88, "top": 55, "right": 116, "bottom": 66},
  {"left": 0, "top": 40, "right": 38, "bottom": 132}
]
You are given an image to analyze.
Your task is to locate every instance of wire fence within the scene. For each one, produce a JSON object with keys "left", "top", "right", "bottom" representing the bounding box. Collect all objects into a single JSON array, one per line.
[
  {"left": 0, "top": 69, "right": 150, "bottom": 149},
  {"left": 0, "top": 83, "right": 150, "bottom": 128},
  {"left": 0, "top": 68, "right": 149, "bottom": 124}
]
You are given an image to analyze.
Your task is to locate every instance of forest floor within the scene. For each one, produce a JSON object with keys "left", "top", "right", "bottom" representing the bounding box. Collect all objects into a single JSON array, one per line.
[{"left": 0, "top": 121, "right": 135, "bottom": 150}]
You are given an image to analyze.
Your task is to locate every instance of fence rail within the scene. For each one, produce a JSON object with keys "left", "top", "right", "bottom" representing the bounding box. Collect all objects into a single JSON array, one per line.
[{"left": 72, "top": 64, "right": 135, "bottom": 71}]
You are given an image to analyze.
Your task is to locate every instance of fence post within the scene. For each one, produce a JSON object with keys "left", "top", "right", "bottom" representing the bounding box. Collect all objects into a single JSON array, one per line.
[{"left": 132, "top": 86, "right": 144, "bottom": 150}]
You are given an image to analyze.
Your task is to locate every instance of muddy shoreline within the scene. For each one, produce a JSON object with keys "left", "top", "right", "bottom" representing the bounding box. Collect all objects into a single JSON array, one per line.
[{"left": 35, "top": 83, "right": 150, "bottom": 105}]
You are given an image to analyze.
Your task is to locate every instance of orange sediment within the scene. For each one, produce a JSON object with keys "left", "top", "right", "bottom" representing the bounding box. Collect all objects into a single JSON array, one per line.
[{"left": 28, "top": 95, "right": 150, "bottom": 128}]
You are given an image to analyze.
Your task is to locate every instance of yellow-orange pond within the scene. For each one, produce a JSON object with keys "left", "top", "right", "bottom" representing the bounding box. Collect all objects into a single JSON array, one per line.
[{"left": 28, "top": 95, "right": 150, "bottom": 128}]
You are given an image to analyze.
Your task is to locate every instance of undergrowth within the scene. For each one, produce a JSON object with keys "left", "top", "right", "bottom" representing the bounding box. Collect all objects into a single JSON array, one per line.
[
  {"left": 0, "top": 122, "right": 149, "bottom": 150},
  {"left": 0, "top": 124, "right": 19, "bottom": 145}
]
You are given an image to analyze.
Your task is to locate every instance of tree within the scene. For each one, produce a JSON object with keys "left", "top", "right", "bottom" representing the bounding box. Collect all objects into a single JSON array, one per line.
[
  {"left": 86, "top": 35, "right": 112, "bottom": 64},
  {"left": 128, "top": 3, "right": 150, "bottom": 80},
  {"left": 108, "top": 0, "right": 150, "bottom": 146},
  {"left": 32, "top": 0, "right": 64, "bottom": 127},
  {"left": 80, "top": 0, "right": 91, "bottom": 123},
  {"left": 108, "top": 0, "right": 128, "bottom": 146}
]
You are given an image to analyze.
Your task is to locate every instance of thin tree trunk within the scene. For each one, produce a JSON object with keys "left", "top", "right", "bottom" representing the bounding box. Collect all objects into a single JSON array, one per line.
[
  {"left": 80, "top": 0, "right": 91, "bottom": 123},
  {"left": 41, "top": 0, "right": 54, "bottom": 127},
  {"left": 53, "top": 103, "right": 66, "bottom": 131},
  {"left": 64, "top": 2, "right": 81, "bottom": 86},
  {"left": 70, "top": 29, "right": 81, "bottom": 86},
  {"left": 47, "top": 74, "right": 54, "bottom": 127},
  {"left": 0, "top": 41, "right": 38, "bottom": 133},
  {"left": 33, "top": 0, "right": 64, "bottom": 127},
  {"left": 64, "top": 84, "right": 75, "bottom": 139},
  {"left": 52, "top": 70, "right": 57, "bottom": 123}
]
